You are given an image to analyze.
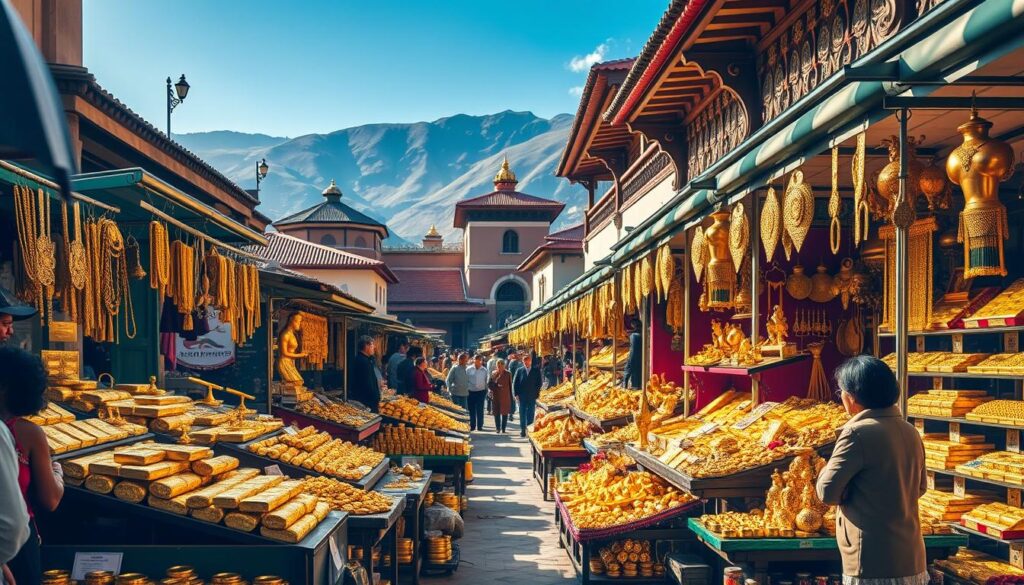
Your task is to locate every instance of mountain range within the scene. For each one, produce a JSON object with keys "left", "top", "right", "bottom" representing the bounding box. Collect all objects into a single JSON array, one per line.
[{"left": 176, "top": 111, "right": 586, "bottom": 244}]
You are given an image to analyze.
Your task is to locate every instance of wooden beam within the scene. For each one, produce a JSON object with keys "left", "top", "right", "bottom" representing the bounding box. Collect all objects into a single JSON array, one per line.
[
  {"left": 588, "top": 147, "right": 629, "bottom": 211},
  {"left": 626, "top": 121, "right": 688, "bottom": 191}
]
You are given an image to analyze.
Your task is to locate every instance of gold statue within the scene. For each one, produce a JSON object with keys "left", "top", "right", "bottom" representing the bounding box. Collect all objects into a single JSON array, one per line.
[
  {"left": 277, "top": 312, "right": 308, "bottom": 387},
  {"left": 946, "top": 105, "right": 1016, "bottom": 278},
  {"left": 766, "top": 304, "right": 788, "bottom": 346}
]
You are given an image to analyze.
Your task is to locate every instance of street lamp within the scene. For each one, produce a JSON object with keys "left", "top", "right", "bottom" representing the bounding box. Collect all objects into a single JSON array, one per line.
[
  {"left": 255, "top": 158, "right": 269, "bottom": 198},
  {"left": 166, "top": 74, "right": 190, "bottom": 137}
]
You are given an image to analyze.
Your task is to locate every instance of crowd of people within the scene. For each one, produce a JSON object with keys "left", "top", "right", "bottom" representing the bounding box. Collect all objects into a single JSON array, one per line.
[{"left": 348, "top": 336, "right": 581, "bottom": 436}]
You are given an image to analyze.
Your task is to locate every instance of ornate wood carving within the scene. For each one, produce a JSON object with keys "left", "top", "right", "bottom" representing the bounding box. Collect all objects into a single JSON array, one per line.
[
  {"left": 620, "top": 152, "right": 672, "bottom": 205},
  {"left": 686, "top": 89, "right": 749, "bottom": 181},
  {"left": 627, "top": 123, "right": 687, "bottom": 190},
  {"left": 758, "top": 0, "right": 906, "bottom": 123},
  {"left": 589, "top": 147, "right": 629, "bottom": 209}
]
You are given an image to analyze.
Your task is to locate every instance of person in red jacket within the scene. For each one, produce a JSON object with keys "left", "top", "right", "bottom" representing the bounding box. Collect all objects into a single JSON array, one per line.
[{"left": 411, "top": 358, "right": 433, "bottom": 403}]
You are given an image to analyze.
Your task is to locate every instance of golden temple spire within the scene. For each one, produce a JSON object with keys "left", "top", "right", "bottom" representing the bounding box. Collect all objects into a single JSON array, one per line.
[
  {"left": 493, "top": 155, "right": 518, "bottom": 188},
  {"left": 426, "top": 224, "right": 440, "bottom": 237}
]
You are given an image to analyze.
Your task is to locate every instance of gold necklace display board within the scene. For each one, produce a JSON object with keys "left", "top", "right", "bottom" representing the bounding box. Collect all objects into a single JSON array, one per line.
[{"left": 880, "top": 216, "right": 937, "bottom": 333}]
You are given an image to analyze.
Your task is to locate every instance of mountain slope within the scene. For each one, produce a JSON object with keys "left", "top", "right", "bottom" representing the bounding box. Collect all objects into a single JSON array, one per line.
[{"left": 176, "top": 111, "right": 585, "bottom": 242}]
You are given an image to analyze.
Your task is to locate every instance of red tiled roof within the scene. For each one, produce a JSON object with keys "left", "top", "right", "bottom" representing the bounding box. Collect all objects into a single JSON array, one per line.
[
  {"left": 453, "top": 189, "right": 564, "bottom": 228},
  {"left": 388, "top": 269, "right": 474, "bottom": 304},
  {"left": 252, "top": 233, "right": 398, "bottom": 282},
  {"left": 545, "top": 223, "right": 585, "bottom": 243}
]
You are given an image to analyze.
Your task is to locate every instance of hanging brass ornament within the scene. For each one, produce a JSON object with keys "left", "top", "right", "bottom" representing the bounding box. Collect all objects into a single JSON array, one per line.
[
  {"left": 836, "top": 309, "right": 864, "bottom": 357},
  {"left": 691, "top": 227, "right": 708, "bottom": 283},
  {"left": 852, "top": 132, "right": 869, "bottom": 245},
  {"left": 919, "top": 156, "right": 952, "bottom": 211},
  {"left": 704, "top": 211, "right": 736, "bottom": 310},
  {"left": 783, "top": 170, "right": 813, "bottom": 253},
  {"left": 946, "top": 106, "right": 1016, "bottom": 278},
  {"left": 734, "top": 256, "right": 752, "bottom": 313},
  {"left": 809, "top": 263, "right": 836, "bottom": 303},
  {"left": 761, "top": 186, "right": 781, "bottom": 262},
  {"left": 830, "top": 257, "right": 856, "bottom": 310},
  {"left": 126, "top": 235, "right": 147, "bottom": 280},
  {"left": 874, "top": 134, "right": 924, "bottom": 224},
  {"left": 829, "top": 146, "right": 842, "bottom": 254},
  {"left": 634, "top": 259, "right": 646, "bottom": 311},
  {"left": 782, "top": 229, "right": 794, "bottom": 261},
  {"left": 786, "top": 264, "right": 811, "bottom": 300},
  {"left": 729, "top": 203, "right": 748, "bottom": 274},
  {"left": 657, "top": 244, "right": 674, "bottom": 302}
]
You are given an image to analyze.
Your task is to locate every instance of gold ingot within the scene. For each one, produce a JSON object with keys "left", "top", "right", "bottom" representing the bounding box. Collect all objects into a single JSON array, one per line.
[{"left": 115, "top": 574, "right": 150, "bottom": 585}]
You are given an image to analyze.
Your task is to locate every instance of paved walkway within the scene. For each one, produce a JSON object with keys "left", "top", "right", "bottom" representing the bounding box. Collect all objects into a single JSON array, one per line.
[{"left": 423, "top": 427, "right": 576, "bottom": 584}]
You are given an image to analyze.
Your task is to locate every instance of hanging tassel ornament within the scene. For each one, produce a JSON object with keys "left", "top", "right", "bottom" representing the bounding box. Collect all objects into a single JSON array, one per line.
[
  {"left": 806, "top": 342, "right": 829, "bottom": 402},
  {"left": 126, "top": 235, "right": 147, "bottom": 280},
  {"left": 852, "top": 132, "right": 869, "bottom": 245}
]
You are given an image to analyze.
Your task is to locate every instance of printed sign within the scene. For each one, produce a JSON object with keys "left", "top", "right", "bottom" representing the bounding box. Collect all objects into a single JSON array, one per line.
[
  {"left": 732, "top": 402, "right": 780, "bottom": 430},
  {"left": 176, "top": 308, "right": 235, "bottom": 370},
  {"left": 72, "top": 553, "right": 123, "bottom": 580}
]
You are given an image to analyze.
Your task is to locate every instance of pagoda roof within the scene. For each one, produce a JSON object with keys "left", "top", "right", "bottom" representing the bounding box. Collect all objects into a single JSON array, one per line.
[
  {"left": 453, "top": 189, "right": 564, "bottom": 228},
  {"left": 274, "top": 182, "right": 388, "bottom": 236},
  {"left": 252, "top": 232, "right": 398, "bottom": 283}
]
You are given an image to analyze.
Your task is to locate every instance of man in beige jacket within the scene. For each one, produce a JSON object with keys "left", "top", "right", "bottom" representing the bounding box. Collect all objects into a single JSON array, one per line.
[{"left": 816, "top": 355, "right": 928, "bottom": 584}]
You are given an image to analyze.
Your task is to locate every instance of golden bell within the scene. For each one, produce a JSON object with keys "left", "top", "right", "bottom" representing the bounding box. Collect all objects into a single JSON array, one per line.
[
  {"left": 919, "top": 158, "right": 951, "bottom": 211},
  {"left": 946, "top": 107, "right": 1015, "bottom": 278}
]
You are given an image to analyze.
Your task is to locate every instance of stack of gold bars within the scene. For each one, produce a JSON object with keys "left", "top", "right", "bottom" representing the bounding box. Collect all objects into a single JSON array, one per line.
[
  {"left": 425, "top": 535, "right": 452, "bottom": 563},
  {"left": 966, "top": 399, "right": 1024, "bottom": 425},
  {"left": 882, "top": 352, "right": 990, "bottom": 373},
  {"left": 961, "top": 502, "right": 1024, "bottom": 539},
  {"left": 962, "top": 277, "right": 1024, "bottom": 328},
  {"left": 27, "top": 403, "right": 147, "bottom": 455},
  {"left": 247, "top": 426, "right": 386, "bottom": 481},
  {"left": 935, "top": 548, "right": 1024, "bottom": 581},
  {"left": 967, "top": 353, "right": 1024, "bottom": 375},
  {"left": 922, "top": 433, "right": 994, "bottom": 470},
  {"left": 907, "top": 390, "right": 991, "bottom": 417},
  {"left": 371, "top": 425, "right": 470, "bottom": 456},
  {"left": 955, "top": 451, "right": 1024, "bottom": 485},
  {"left": 918, "top": 489, "right": 995, "bottom": 528},
  {"left": 61, "top": 442, "right": 330, "bottom": 543}
]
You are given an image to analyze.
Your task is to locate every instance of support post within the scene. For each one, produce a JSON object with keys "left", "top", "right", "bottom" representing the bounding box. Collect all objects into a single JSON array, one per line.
[
  {"left": 342, "top": 315, "right": 349, "bottom": 402},
  {"left": 750, "top": 193, "right": 761, "bottom": 406},
  {"left": 266, "top": 296, "right": 275, "bottom": 413},
  {"left": 683, "top": 245, "right": 691, "bottom": 418},
  {"left": 894, "top": 108, "right": 911, "bottom": 418}
]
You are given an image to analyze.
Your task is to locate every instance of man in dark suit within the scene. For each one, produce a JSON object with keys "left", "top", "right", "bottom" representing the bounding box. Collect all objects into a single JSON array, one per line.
[
  {"left": 349, "top": 336, "right": 382, "bottom": 412},
  {"left": 513, "top": 353, "right": 543, "bottom": 437},
  {"left": 622, "top": 317, "right": 642, "bottom": 389}
]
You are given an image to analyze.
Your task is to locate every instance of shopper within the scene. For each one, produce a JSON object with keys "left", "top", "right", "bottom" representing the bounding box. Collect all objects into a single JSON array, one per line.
[
  {"left": 411, "top": 358, "right": 433, "bottom": 403},
  {"left": 816, "top": 355, "right": 926, "bottom": 582},
  {"left": 386, "top": 339, "right": 410, "bottom": 390},
  {"left": 445, "top": 353, "right": 471, "bottom": 409},
  {"left": 488, "top": 359, "right": 513, "bottom": 433},
  {"left": 0, "top": 287, "right": 36, "bottom": 345},
  {"left": 349, "top": 336, "right": 382, "bottom": 412},
  {"left": 466, "top": 355, "right": 489, "bottom": 431},
  {"left": 0, "top": 347, "right": 60, "bottom": 585},
  {"left": 396, "top": 346, "right": 421, "bottom": 396},
  {"left": 622, "top": 317, "right": 642, "bottom": 389},
  {"left": 513, "top": 354, "right": 543, "bottom": 437},
  {"left": 543, "top": 355, "right": 559, "bottom": 388}
]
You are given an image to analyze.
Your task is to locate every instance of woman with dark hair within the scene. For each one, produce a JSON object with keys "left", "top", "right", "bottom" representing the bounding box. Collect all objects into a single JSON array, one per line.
[
  {"left": 411, "top": 357, "right": 433, "bottom": 403},
  {"left": 1, "top": 347, "right": 64, "bottom": 585},
  {"left": 816, "top": 355, "right": 926, "bottom": 584}
]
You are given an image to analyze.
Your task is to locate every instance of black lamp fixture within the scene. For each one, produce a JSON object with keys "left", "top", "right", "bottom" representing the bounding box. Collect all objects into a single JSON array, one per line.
[
  {"left": 166, "top": 74, "right": 190, "bottom": 137},
  {"left": 255, "top": 158, "right": 270, "bottom": 198}
]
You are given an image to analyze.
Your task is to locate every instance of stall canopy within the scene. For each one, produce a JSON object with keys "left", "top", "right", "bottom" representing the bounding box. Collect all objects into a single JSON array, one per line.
[
  {"left": 505, "top": 263, "right": 614, "bottom": 332},
  {"left": 259, "top": 262, "right": 374, "bottom": 317},
  {"left": 606, "top": 0, "right": 1024, "bottom": 270},
  {"left": 71, "top": 168, "right": 268, "bottom": 246}
]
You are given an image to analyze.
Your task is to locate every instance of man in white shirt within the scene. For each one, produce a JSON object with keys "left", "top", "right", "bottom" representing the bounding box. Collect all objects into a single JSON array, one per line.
[
  {"left": 465, "top": 354, "right": 490, "bottom": 432},
  {"left": 0, "top": 422, "right": 29, "bottom": 584}
]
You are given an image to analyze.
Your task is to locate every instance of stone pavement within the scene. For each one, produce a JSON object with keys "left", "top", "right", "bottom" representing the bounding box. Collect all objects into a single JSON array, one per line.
[{"left": 422, "top": 427, "right": 577, "bottom": 584}]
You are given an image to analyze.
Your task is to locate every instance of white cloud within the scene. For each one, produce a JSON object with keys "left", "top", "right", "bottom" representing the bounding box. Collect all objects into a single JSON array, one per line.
[
  {"left": 568, "top": 42, "right": 609, "bottom": 73},
  {"left": 568, "top": 86, "right": 584, "bottom": 97}
]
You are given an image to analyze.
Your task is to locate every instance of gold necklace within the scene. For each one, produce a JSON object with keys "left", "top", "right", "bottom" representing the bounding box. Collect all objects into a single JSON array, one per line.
[
  {"left": 69, "top": 201, "right": 87, "bottom": 290},
  {"left": 829, "top": 146, "right": 842, "bottom": 254},
  {"left": 852, "top": 132, "right": 868, "bottom": 245},
  {"left": 149, "top": 221, "right": 170, "bottom": 297}
]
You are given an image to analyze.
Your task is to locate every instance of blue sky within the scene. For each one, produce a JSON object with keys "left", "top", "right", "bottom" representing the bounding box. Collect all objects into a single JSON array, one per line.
[{"left": 83, "top": 1, "right": 666, "bottom": 138}]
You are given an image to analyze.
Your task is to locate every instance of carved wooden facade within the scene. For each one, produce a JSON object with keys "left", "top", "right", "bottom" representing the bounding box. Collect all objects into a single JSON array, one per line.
[
  {"left": 686, "top": 89, "right": 750, "bottom": 180},
  {"left": 757, "top": 0, "right": 908, "bottom": 123}
]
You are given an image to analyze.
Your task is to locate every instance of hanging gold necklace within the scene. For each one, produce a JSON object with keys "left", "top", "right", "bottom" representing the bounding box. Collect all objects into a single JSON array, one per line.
[
  {"left": 852, "top": 132, "right": 868, "bottom": 245},
  {"left": 829, "top": 146, "right": 842, "bottom": 254},
  {"left": 149, "top": 221, "right": 170, "bottom": 297},
  {"left": 69, "top": 201, "right": 87, "bottom": 290}
]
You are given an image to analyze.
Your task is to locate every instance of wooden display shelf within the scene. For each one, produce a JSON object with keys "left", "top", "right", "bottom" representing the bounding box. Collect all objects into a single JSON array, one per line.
[
  {"left": 688, "top": 518, "right": 966, "bottom": 552},
  {"left": 272, "top": 405, "right": 382, "bottom": 442},
  {"left": 911, "top": 414, "right": 1024, "bottom": 432},
  {"left": 375, "top": 471, "right": 431, "bottom": 585},
  {"left": 378, "top": 414, "right": 470, "bottom": 440},
  {"left": 928, "top": 467, "right": 1024, "bottom": 492},
  {"left": 681, "top": 353, "right": 808, "bottom": 376},
  {"left": 530, "top": 436, "right": 590, "bottom": 501},
  {"left": 909, "top": 371, "right": 1024, "bottom": 381},
  {"left": 569, "top": 406, "right": 632, "bottom": 432},
  {"left": 347, "top": 493, "right": 405, "bottom": 585},
  {"left": 215, "top": 433, "right": 391, "bottom": 491},
  {"left": 384, "top": 455, "right": 467, "bottom": 499},
  {"left": 626, "top": 443, "right": 834, "bottom": 499},
  {"left": 879, "top": 325, "right": 1024, "bottom": 337}
]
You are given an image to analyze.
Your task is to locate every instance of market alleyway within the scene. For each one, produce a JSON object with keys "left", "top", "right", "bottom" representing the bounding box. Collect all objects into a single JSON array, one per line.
[{"left": 423, "top": 428, "right": 576, "bottom": 584}]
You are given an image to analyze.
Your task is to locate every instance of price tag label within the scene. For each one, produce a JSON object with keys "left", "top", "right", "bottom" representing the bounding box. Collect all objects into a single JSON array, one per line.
[
  {"left": 732, "top": 402, "right": 779, "bottom": 430},
  {"left": 933, "top": 377, "right": 943, "bottom": 390},
  {"left": 72, "top": 552, "right": 123, "bottom": 580},
  {"left": 282, "top": 426, "right": 298, "bottom": 436},
  {"left": 264, "top": 464, "right": 283, "bottom": 476},
  {"left": 1010, "top": 430, "right": 1021, "bottom": 453},
  {"left": 914, "top": 418, "right": 925, "bottom": 435},
  {"left": 1006, "top": 332, "right": 1020, "bottom": 354},
  {"left": 953, "top": 475, "right": 966, "bottom": 497},
  {"left": 1010, "top": 489, "right": 1022, "bottom": 508},
  {"left": 926, "top": 471, "right": 936, "bottom": 490},
  {"left": 952, "top": 334, "right": 964, "bottom": 354},
  {"left": 949, "top": 422, "right": 961, "bottom": 443},
  {"left": 1012, "top": 544, "right": 1024, "bottom": 569},
  {"left": 691, "top": 422, "right": 720, "bottom": 437},
  {"left": 915, "top": 336, "right": 926, "bottom": 352}
]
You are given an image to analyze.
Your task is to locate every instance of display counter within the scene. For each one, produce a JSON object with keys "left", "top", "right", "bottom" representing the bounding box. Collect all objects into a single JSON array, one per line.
[
  {"left": 376, "top": 470, "right": 432, "bottom": 584},
  {"left": 347, "top": 492, "right": 406, "bottom": 585},
  {"left": 273, "top": 404, "right": 382, "bottom": 442},
  {"left": 529, "top": 436, "right": 590, "bottom": 501}
]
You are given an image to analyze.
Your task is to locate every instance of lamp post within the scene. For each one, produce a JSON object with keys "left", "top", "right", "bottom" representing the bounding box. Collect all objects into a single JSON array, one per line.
[
  {"left": 166, "top": 74, "right": 190, "bottom": 137},
  {"left": 255, "top": 158, "right": 269, "bottom": 198}
]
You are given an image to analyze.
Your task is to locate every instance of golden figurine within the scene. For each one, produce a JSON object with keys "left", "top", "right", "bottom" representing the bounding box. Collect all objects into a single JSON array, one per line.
[
  {"left": 946, "top": 104, "right": 1016, "bottom": 278},
  {"left": 277, "top": 312, "right": 308, "bottom": 390},
  {"left": 704, "top": 211, "right": 736, "bottom": 309},
  {"left": 763, "top": 304, "right": 796, "bottom": 358}
]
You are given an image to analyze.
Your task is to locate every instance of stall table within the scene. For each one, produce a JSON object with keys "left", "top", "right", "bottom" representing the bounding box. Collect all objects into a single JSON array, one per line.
[
  {"left": 375, "top": 470, "right": 432, "bottom": 585},
  {"left": 687, "top": 519, "right": 966, "bottom": 573},
  {"left": 347, "top": 492, "right": 406, "bottom": 585},
  {"left": 385, "top": 454, "right": 468, "bottom": 499},
  {"left": 273, "top": 404, "right": 382, "bottom": 442},
  {"left": 530, "top": 437, "right": 590, "bottom": 501},
  {"left": 570, "top": 406, "right": 631, "bottom": 432}
]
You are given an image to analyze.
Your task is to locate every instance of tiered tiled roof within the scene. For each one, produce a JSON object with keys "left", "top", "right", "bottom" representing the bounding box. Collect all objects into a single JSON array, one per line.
[
  {"left": 251, "top": 233, "right": 398, "bottom": 282},
  {"left": 517, "top": 223, "right": 585, "bottom": 272},
  {"left": 274, "top": 180, "right": 388, "bottom": 235}
]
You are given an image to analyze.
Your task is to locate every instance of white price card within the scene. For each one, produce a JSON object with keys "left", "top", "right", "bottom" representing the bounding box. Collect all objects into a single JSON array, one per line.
[
  {"left": 264, "top": 464, "right": 283, "bottom": 476},
  {"left": 72, "top": 552, "right": 123, "bottom": 580},
  {"left": 732, "top": 401, "right": 779, "bottom": 430},
  {"left": 926, "top": 471, "right": 935, "bottom": 491},
  {"left": 282, "top": 426, "right": 298, "bottom": 435},
  {"left": 1009, "top": 430, "right": 1020, "bottom": 453},
  {"left": 953, "top": 475, "right": 966, "bottom": 497},
  {"left": 949, "top": 422, "right": 961, "bottom": 443}
]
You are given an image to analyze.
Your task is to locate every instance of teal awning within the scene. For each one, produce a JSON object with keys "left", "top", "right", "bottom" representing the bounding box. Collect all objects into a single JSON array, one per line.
[{"left": 71, "top": 168, "right": 266, "bottom": 246}]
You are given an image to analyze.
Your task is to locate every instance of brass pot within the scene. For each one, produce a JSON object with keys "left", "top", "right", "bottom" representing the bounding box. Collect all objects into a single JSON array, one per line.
[
  {"left": 809, "top": 264, "right": 836, "bottom": 303},
  {"left": 786, "top": 265, "right": 811, "bottom": 300},
  {"left": 919, "top": 158, "right": 951, "bottom": 211}
]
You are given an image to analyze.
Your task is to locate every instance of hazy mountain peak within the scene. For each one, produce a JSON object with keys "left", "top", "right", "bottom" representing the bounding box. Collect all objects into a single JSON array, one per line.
[{"left": 176, "top": 111, "right": 584, "bottom": 242}]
